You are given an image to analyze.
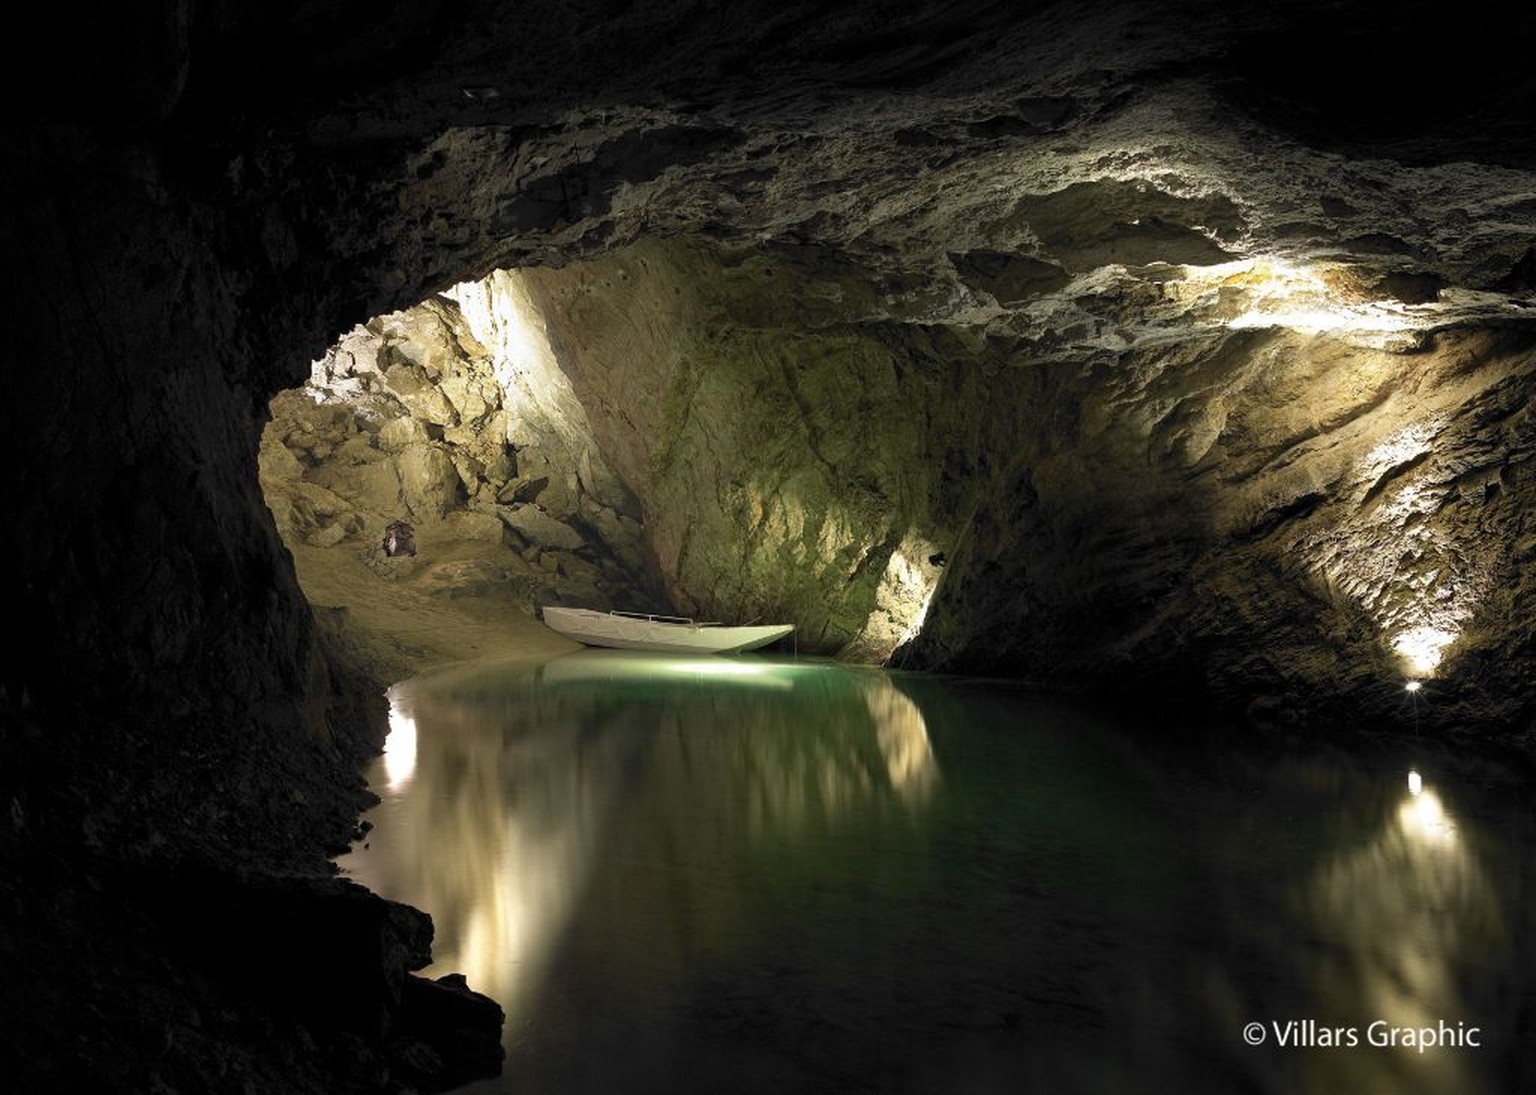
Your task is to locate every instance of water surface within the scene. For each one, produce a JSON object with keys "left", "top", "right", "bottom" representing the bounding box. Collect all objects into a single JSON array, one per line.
[{"left": 340, "top": 652, "right": 1536, "bottom": 1094}]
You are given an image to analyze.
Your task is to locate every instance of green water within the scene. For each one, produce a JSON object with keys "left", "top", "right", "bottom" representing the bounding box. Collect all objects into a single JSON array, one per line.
[{"left": 339, "top": 651, "right": 1536, "bottom": 1094}]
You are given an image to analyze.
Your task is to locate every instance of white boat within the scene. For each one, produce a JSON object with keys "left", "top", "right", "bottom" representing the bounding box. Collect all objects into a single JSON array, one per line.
[{"left": 541, "top": 607, "right": 794, "bottom": 654}]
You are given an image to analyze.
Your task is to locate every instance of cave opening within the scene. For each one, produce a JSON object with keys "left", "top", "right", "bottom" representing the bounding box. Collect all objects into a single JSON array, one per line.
[
  {"left": 259, "top": 243, "right": 963, "bottom": 675},
  {"left": 269, "top": 232, "right": 1536, "bottom": 1095},
  {"left": 258, "top": 266, "right": 665, "bottom": 679}
]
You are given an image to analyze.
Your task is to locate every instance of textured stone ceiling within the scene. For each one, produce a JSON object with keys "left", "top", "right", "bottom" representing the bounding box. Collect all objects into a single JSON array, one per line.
[
  {"left": 211, "top": 0, "right": 1535, "bottom": 731},
  {"left": 9, "top": 0, "right": 1536, "bottom": 747}
]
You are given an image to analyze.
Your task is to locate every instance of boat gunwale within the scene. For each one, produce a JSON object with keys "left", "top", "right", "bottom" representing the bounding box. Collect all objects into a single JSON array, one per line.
[{"left": 605, "top": 609, "right": 725, "bottom": 627}]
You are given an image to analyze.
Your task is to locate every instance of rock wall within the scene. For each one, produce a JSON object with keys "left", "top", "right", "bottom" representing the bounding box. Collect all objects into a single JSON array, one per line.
[
  {"left": 908, "top": 324, "right": 1536, "bottom": 729},
  {"left": 0, "top": 127, "right": 503, "bottom": 1092},
  {"left": 523, "top": 241, "right": 957, "bottom": 657},
  {"left": 448, "top": 271, "right": 652, "bottom": 579},
  {"left": 524, "top": 239, "right": 1536, "bottom": 730},
  {"left": 0, "top": 131, "right": 376, "bottom": 868},
  {"left": 260, "top": 285, "right": 656, "bottom": 611}
]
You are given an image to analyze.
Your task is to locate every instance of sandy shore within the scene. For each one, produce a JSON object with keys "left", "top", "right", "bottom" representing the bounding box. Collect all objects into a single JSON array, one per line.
[{"left": 289, "top": 532, "right": 580, "bottom": 687}]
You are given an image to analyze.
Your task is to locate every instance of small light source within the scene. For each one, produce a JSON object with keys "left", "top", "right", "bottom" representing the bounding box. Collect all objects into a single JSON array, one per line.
[
  {"left": 1404, "top": 680, "right": 1422, "bottom": 693},
  {"left": 1408, "top": 769, "right": 1422, "bottom": 796}
]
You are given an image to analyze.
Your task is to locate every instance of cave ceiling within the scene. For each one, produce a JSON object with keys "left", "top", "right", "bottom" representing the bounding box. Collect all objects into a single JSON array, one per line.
[
  {"left": 118, "top": 1, "right": 1534, "bottom": 312},
  {"left": 17, "top": 0, "right": 1536, "bottom": 732}
]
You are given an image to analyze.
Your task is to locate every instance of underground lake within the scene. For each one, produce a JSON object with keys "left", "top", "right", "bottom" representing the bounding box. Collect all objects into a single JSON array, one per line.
[
  {"left": 14, "top": 2, "right": 1536, "bottom": 1090},
  {"left": 340, "top": 652, "right": 1536, "bottom": 1095}
]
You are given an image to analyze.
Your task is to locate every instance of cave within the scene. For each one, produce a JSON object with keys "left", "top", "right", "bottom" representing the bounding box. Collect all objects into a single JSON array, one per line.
[{"left": 6, "top": 1, "right": 1536, "bottom": 1092}]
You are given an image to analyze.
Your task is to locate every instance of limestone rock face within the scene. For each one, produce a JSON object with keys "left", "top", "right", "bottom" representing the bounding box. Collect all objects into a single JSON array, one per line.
[
  {"left": 397, "top": 443, "right": 462, "bottom": 521},
  {"left": 520, "top": 242, "right": 959, "bottom": 657},
  {"left": 520, "top": 236, "right": 1536, "bottom": 724},
  {"left": 259, "top": 288, "right": 657, "bottom": 610},
  {"left": 503, "top": 503, "right": 587, "bottom": 552},
  {"left": 447, "top": 271, "right": 643, "bottom": 521},
  {"left": 379, "top": 416, "right": 432, "bottom": 451}
]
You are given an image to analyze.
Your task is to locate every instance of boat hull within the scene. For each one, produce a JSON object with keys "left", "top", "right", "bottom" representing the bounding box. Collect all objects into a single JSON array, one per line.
[{"left": 542, "top": 607, "right": 793, "bottom": 654}]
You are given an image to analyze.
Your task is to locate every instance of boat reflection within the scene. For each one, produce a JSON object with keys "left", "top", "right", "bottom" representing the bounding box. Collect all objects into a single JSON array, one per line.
[{"left": 340, "top": 653, "right": 939, "bottom": 1043}]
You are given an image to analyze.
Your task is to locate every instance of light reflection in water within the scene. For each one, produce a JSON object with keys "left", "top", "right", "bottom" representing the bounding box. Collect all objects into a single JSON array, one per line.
[
  {"left": 341, "top": 662, "right": 1533, "bottom": 1095},
  {"left": 867, "top": 682, "right": 937, "bottom": 804},
  {"left": 1400, "top": 786, "right": 1456, "bottom": 846},
  {"left": 1299, "top": 770, "right": 1500, "bottom": 1095},
  {"left": 342, "top": 653, "right": 939, "bottom": 1050},
  {"left": 382, "top": 704, "right": 417, "bottom": 791}
]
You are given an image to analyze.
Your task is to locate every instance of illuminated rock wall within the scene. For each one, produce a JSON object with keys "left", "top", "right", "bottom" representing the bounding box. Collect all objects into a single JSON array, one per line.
[
  {"left": 260, "top": 283, "right": 655, "bottom": 609},
  {"left": 511, "top": 240, "right": 1536, "bottom": 726},
  {"left": 521, "top": 242, "right": 955, "bottom": 658},
  {"left": 237, "top": 1, "right": 1536, "bottom": 729},
  {"left": 10, "top": 0, "right": 1533, "bottom": 852}
]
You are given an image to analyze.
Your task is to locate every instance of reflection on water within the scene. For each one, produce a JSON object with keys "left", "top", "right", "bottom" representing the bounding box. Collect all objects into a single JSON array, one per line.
[
  {"left": 341, "top": 655, "right": 1536, "bottom": 1094},
  {"left": 344, "top": 652, "right": 938, "bottom": 1059},
  {"left": 382, "top": 705, "right": 417, "bottom": 791},
  {"left": 1299, "top": 770, "right": 1502, "bottom": 1095}
]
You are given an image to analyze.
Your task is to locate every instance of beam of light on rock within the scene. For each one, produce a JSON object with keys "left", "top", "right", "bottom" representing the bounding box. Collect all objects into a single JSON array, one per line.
[
  {"left": 892, "top": 548, "right": 942, "bottom": 648},
  {"left": 446, "top": 269, "right": 601, "bottom": 456},
  {"left": 1176, "top": 258, "right": 1428, "bottom": 345},
  {"left": 1392, "top": 625, "right": 1459, "bottom": 678},
  {"left": 1294, "top": 410, "right": 1482, "bottom": 684},
  {"left": 1363, "top": 420, "right": 1441, "bottom": 472}
]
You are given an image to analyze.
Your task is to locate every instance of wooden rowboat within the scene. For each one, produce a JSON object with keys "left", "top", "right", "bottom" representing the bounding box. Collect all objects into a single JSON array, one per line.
[{"left": 541, "top": 607, "right": 793, "bottom": 654}]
